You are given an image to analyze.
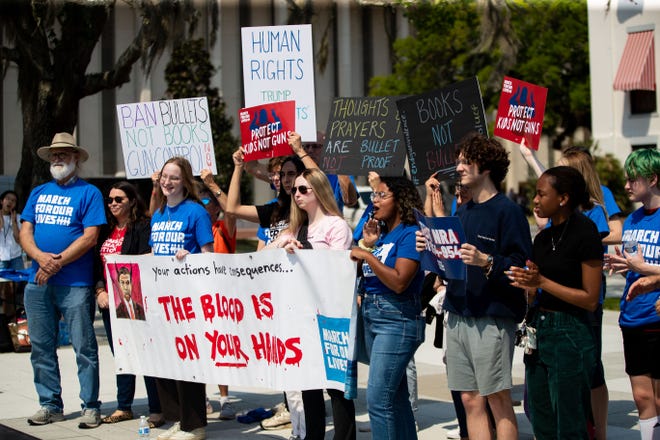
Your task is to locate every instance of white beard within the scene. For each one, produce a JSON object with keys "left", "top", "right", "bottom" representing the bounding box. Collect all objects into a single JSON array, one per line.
[{"left": 50, "top": 161, "right": 76, "bottom": 181}]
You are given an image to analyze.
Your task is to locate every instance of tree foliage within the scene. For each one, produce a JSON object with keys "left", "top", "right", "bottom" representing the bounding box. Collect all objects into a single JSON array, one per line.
[
  {"left": 595, "top": 153, "right": 633, "bottom": 214},
  {"left": 163, "top": 39, "right": 248, "bottom": 201},
  {"left": 370, "top": 0, "right": 590, "bottom": 150},
  {"left": 508, "top": 0, "right": 590, "bottom": 149},
  {"left": 0, "top": 0, "right": 216, "bottom": 204}
]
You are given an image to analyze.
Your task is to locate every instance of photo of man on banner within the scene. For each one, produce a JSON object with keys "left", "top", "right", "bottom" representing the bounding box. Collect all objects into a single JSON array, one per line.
[{"left": 108, "top": 263, "right": 146, "bottom": 321}]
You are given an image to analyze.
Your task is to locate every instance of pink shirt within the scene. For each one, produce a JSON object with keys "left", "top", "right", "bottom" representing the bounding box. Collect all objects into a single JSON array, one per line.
[{"left": 302, "top": 215, "right": 353, "bottom": 250}]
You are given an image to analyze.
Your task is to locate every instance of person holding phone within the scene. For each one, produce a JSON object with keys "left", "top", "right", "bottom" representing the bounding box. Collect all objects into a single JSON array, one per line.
[
  {"left": 0, "top": 190, "right": 22, "bottom": 270},
  {"left": 0, "top": 190, "right": 23, "bottom": 318}
]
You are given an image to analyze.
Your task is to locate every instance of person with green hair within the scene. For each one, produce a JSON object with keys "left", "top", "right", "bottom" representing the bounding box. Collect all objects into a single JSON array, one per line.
[{"left": 605, "top": 148, "right": 660, "bottom": 440}]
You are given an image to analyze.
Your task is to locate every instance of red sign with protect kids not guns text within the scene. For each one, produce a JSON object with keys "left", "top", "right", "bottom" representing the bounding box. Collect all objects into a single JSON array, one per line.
[
  {"left": 239, "top": 100, "right": 295, "bottom": 161},
  {"left": 493, "top": 76, "right": 547, "bottom": 150}
]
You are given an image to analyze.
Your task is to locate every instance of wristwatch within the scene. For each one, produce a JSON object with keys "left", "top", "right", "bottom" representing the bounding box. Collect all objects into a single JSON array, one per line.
[{"left": 483, "top": 254, "right": 494, "bottom": 278}]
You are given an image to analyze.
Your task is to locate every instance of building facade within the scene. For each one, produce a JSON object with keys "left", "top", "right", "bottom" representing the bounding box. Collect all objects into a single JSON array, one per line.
[
  {"left": 1, "top": 0, "right": 410, "bottom": 202},
  {"left": 588, "top": 0, "right": 659, "bottom": 162}
]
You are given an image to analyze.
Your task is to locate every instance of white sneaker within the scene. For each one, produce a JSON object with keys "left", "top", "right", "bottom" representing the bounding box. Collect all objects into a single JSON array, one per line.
[
  {"left": 445, "top": 427, "right": 462, "bottom": 439},
  {"left": 260, "top": 407, "right": 291, "bottom": 430},
  {"left": 170, "top": 427, "right": 206, "bottom": 440},
  {"left": 157, "top": 422, "right": 181, "bottom": 440},
  {"left": 219, "top": 401, "right": 236, "bottom": 420}
]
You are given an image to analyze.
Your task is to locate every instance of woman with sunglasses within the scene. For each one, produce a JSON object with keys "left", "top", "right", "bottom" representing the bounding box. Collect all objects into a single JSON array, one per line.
[
  {"left": 349, "top": 176, "right": 425, "bottom": 439},
  {"left": 151, "top": 157, "right": 214, "bottom": 440},
  {"left": 267, "top": 168, "right": 355, "bottom": 440},
  {"left": 93, "top": 181, "right": 164, "bottom": 428},
  {"left": 226, "top": 149, "right": 307, "bottom": 436}
]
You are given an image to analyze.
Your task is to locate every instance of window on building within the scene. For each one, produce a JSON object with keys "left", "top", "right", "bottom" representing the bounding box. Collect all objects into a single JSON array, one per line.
[
  {"left": 632, "top": 143, "right": 657, "bottom": 150},
  {"left": 630, "top": 90, "right": 657, "bottom": 114},
  {"left": 613, "top": 28, "right": 656, "bottom": 115}
]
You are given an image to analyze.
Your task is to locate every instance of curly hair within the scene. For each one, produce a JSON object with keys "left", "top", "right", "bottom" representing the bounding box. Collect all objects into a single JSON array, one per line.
[
  {"left": 380, "top": 176, "right": 423, "bottom": 225},
  {"left": 105, "top": 181, "right": 149, "bottom": 230},
  {"left": 455, "top": 134, "right": 509, "bottom": 191}
]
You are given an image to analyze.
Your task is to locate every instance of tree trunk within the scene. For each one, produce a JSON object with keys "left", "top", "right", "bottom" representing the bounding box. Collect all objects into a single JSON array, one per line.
[{"left": 14, "top": 71, "right": 79, "bottom": 208}]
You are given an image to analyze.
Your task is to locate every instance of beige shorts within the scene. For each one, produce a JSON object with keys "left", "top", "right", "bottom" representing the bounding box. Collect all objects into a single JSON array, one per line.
[{"left": 445, "top": 312, "right": 516, "bottom": 396}]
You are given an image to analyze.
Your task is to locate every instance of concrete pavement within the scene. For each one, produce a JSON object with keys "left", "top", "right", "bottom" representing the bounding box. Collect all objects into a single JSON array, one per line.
[{"left": 0, "top": 276, "right": 641, "bottom": 439}]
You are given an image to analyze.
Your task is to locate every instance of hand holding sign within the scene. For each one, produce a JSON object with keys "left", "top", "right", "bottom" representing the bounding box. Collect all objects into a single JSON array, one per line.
[
  {"left": 116, "top": 97, "right": 216, "bottom": 178},
  {"left": 396, "top": 78, "right": 487, "bottom": 185},
  {"left": 239, "top": 101, "right": 295, "bottom": 161},
  {"left": 321, "top": 97, "right": 407, "bottom": 176},
  {"left": 414, "top": 209, "right": 466, "bottom": 280},
  {"left": 493, "top": 76, "right": 548, "bottom": 150}
]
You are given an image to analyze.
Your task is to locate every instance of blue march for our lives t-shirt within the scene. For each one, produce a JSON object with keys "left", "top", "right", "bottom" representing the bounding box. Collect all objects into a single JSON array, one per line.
[
  {"left": 150, "top": 200, "right": 214, "bottom": 256},
  {"left": 620, "top": 208, "right": 660, "bottom": 328},
  {"left": 362, "top": 223, "right": 423, "bottom": 297},
  {"left": 21, "top": 179, "right": 106, "bottom": 286}
]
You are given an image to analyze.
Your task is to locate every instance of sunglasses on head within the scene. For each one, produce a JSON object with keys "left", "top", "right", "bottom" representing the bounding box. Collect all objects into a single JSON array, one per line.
[
  {"left": 106, "top": 196, "right": 126, "bottom": 204},
  {"left": 291, "top": 185, "right": 312, "bottom": 195}
]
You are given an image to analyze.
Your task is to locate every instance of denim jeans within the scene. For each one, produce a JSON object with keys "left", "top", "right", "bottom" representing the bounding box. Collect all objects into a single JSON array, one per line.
[
  {"left": 0, "top": 256, "right": 24, "bottom": 270},
  {"left": 101, "top": 307, "right": 161, "bottom": 413},
  {"left": 362, "top": 293, "right": 425, "bottom": 439},
  {"left": 406, "top": 357, "right": 418, "bottom": 412},
  {"left": 24, "top": 283, "right": 100, "bottom": 412}
]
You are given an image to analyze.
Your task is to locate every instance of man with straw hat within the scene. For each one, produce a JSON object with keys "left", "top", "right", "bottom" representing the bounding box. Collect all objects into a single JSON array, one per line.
[{"left": 20, "top": 132, "right": 106, "bottom": 428}]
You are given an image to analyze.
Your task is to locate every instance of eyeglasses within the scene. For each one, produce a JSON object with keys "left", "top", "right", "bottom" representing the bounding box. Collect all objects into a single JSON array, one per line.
[
  {"left": 291, "top": 185, "right": 312, "bottom": 195},
  {"left": 49, "top": 151, "right": 73, "bottom": 161},
  {"left": 370, "top": 191, "right": 393, "bottom": 202},
  {"left": 201, "top": 197, "right": 212, "bottom": 205},
  {"left": 106, "top": 196, "right": 126, "bottom": 204},
  {"left": 160, "top": 174, "right": 181, "bottom": 182}
]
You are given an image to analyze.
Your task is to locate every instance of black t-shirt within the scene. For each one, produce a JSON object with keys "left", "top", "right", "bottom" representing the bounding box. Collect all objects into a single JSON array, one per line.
[
  {"left": 534, "top": 212, "right": 603, "bottom": 313},
  {"left": 256, "top": 201, "right": 289, "bottom": 243}
]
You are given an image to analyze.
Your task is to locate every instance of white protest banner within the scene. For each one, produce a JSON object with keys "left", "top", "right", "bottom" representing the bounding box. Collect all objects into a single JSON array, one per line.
[
  {"left": 116, "top": 97, "right": 217, "bottom": 178},
  {"left": 241, "top": 24, "right": 317, "bottom": 142},
  {"left": 105, "top": 250, "right": 356, "bottom": 391}
]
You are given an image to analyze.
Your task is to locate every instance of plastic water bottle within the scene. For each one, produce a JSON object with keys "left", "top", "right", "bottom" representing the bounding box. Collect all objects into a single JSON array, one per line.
[
  {"left": 138, "top": 415, "right": 150, "bottom": 439},
  {"left": 624, "top": 240, "right": 638, "bottom": 254}
]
